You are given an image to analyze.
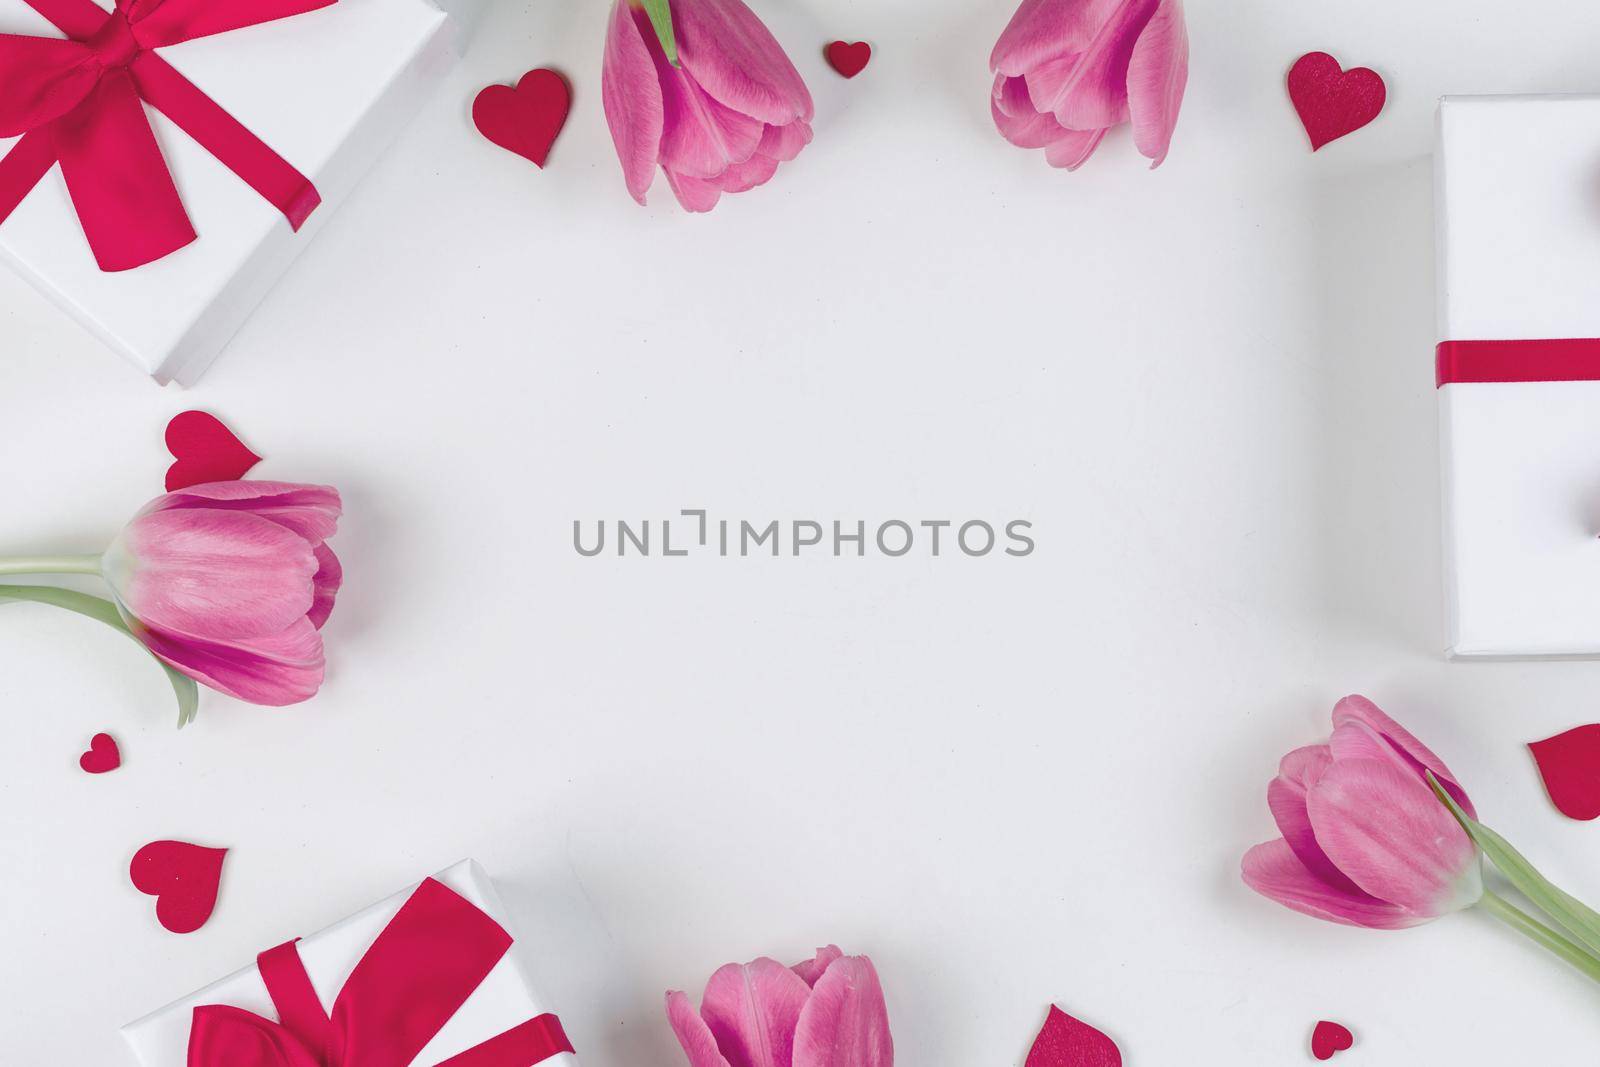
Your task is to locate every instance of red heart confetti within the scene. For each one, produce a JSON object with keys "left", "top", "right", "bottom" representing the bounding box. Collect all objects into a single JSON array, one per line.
[
  {"left": 825, "top": 40, "right": 872, "bottom": 79},
  {"left": 165, "top": 411, "right": 261, "bottom": 492},
  {"left": 1311, "top": 1021, "right": 1354, "bottom": 1060},
  {"left": 1530, "top": 725, "right": 1600, "bottom": 820},
  {"left": 1026, "top": 1006, "right": 1121, "bottom": 1067},
  {"left": 129, "top": 840, "right": 228, "bottom": 934},
  {"left": 473, "top": 69, "right": 571, "bottom": 169},
  {"left": 79, "top": 732, "right": 120, "bottom": 774},
  {"left": 1286, "top": 52, "right": 1386, "bottom": 151}
]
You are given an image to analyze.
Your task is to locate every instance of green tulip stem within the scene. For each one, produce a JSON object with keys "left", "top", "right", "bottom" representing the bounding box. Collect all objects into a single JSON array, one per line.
[
  {"left": 636, "top": 0, "right": 680, "bottom": 66},
  {"left": 0, "top": 554, "right": 102, "bottom": 576},
  {"left": 1479, "top": 889, "right": 1600, "bottom": 985}
]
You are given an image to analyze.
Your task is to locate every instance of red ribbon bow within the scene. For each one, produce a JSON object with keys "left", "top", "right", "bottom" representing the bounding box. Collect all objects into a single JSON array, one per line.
[
  {"left": 187, "top": 878, "right": 576, "bottom": 1067},
  {"left": 0, "top": 0, "right": 330, "bottom": 272}
]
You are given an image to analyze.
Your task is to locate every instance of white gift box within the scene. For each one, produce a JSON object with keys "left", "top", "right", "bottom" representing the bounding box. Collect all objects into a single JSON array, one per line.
[
  {"left": 120, "top": 860, "right": 580, "bottom": 1067},
  {"left": 1435, "top": 95, "right": 1600, "bottom": 657},
  {"left": 0, "top": 0, "right": 473, "bottom": 386}
]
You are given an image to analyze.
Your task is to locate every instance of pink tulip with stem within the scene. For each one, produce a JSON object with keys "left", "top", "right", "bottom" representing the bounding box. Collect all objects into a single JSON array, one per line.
[
  {"left": 1243, "top": 696, "right": 1600, "bottom": 985},
  {"left": 990, "top": 0, "right": 1189, "bottom": 170},
  {"left": 0, "top": 481, "right": 341, "bottom": 725},
  {"left": 602, "top": 0, "right": 814, "bottom": 212}
]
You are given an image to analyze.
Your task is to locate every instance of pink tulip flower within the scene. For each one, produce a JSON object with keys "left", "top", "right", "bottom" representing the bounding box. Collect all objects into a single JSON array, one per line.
[
  {"left": 601, "top": 0, "right": 814, "bottom": 212},
  {"left": 990, "top": 0, "right": 1189, "bottom": 170},
  {"left": 667, "top": 945, "right": 893, "bottom": 1067},
  {"left": 99, "top": 481, "right": 342, "bottom": 707},
  {"left": 1241, "top": 696, "right": 1482, "bottom": 929}
]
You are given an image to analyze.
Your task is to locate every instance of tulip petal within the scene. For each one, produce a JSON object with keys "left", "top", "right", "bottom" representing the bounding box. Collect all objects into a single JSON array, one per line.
[
  {"left": 1307, "top": 759, "right": 1483, "bottom": 916},
  {"left": 603, "top": 0, "right": 664, "bottom": 204},
  {"left": 792, "top": 955, "right": 893, "bottom": 1067},
  {"left": 1268, "top": 746, "right": 1371, "bottom": 897},
  {"left": 757, "top": 120, "right": 811, "bottom": 163},
  {"left": 1241, "top": 839, "right": 1424, "bottom": 929},
  {"left": 1329, "top": 696, "right": 1476, "bottom": 818},
  {"left": 699, "top": 957, "right": 813, "bottom": 1067},
  {"left": 652, "top": 50, "right": 766, "bottom": 179},
  {"left": 1126, "top": 0, "right": 1187, "bottom": 165},
  {"left": 674, "top": 0, "right": 813, "bottom": 126},
  {"left": 667, "top": 991, "right": 735, "bottom": 1067},
  {"left": 106, "top": 509, "right": 317, "bottom": 642},
  {"left": 1042, "top": 127, "right": 1106, "bottom": 170},
  {"left": 308, "top": 544, "right": 342, "bottom": 630},
  {"left": 145, "top": 481, "right": 342, "bottom": 545},
  {"left": 715, "top": 152, "right": 779, "bottom": 194},
  {"left": 991, "top": 82, "right": 1073, "bottom": 149},
  {"left": 665, "top": 169, "right": 723, "bottom": 213},
  {"left": 791, "top": 946, "right": 843, "bottom": 988},
  {"left": 132, "top": 615, "right": 326, "bottom": 707},
  {"left": 1045, "top": 0, "right": 1159, "bottom": 131},
  {"left": 991, "top": 0, "right": 1151, "bottom": 77}
]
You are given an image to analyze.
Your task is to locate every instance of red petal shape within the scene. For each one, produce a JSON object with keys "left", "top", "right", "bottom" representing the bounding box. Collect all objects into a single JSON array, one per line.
[
  {"left": 129, "top": 840, "right": 227, "bottom": 934},
  {"left": 1530, "top": 725, "right": 1600, "bottom": 821},
  {"left": 1311, "top": 1020, "right": 1354, "bottom": 1060},
  {"left": 1025, "top": 1006, "right": 1121, "bottom": 1067},
  {"left": 1286, "top": 52, "right": 1385, "bottom": 151},
  {"left": 165, "top": 411, "right": 261, "bottom": 491}
]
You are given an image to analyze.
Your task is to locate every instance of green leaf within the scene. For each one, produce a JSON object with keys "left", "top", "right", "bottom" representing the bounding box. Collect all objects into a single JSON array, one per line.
[
  {"left": 0, "top": 584, "right": 199, "bottom": 728},
  {"left": 639, "top": 0, "right": 679, "bottom": 67},
  {"left": 1428, "top": 772, "right": 1600, "bottom": 960}
]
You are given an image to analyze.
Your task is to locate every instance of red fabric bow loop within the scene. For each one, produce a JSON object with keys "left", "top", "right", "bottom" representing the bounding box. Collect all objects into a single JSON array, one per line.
[
  {"left": 0, "top": 0, "right": 332, "bottom": 271},
  {"left": 186, "top": 878, "right": 575, "bottom": 1067}
]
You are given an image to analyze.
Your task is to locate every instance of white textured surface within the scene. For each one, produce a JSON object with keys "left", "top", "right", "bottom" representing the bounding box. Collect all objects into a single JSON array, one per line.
[{"left": 8, "top": 0, "right": 1600, "bottom": 1064}]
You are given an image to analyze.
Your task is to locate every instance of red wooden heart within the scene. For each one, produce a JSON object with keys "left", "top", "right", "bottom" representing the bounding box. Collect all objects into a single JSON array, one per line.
[
  {"left": 473, "top": 69, "right": 570, "bottom": 168},
  {"left": 1311, "top": 1021, "right": 1354, "bottom": 1060},
  {"left": 825, "top": 40, "right": 872, "bottom": 79},
  {"left": 165, "top": 411, "right": 261, "bottom": 492},
  {"left": 129, "top": 840, "right": 227, "bottom": 934},
  {"left": 1286, "top": 52, "right": 1386, "bottom": 150},
  {"left": 79, "top": 732, "right": 120, "bottom": 774},
  {"left": 1025, "top": 1006, "right": 1121, "bottom": 1067},
  {"left": 1530, "top": 725, "right": 1600, "bottom": 820}
]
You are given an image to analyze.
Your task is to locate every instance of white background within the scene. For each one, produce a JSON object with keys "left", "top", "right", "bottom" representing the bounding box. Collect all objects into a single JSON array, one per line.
[{"left": 7, "top": 0, "right": 1600, "bottom": 1063}]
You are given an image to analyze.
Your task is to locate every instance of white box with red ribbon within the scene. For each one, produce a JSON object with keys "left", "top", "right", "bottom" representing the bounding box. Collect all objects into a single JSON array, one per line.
[
  {"left": 120, "top": 860, "right": 579, "bottom": 1067},
  {"left": 0, "top": 0, "right": 473, "bottom": 386},
  {"left": 1436, "top": 95, "right": 1600, "bottom": 656}
]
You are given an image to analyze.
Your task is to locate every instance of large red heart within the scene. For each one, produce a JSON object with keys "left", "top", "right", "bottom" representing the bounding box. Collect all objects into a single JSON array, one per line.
[
  {"left": 1026, "top": 1006, "right": 1121, "bottom": 1067},
  {"left": 1311, "top": 1021, "right": 1354, "bottom": 1060},
  {"left": 825, "top": 40, "right": 872, "bottom": 79},
  {"left": 79, "top": 732, "right": 120, "bottom": 774},
  {"left": 1530, "top": 725, "right": 1600, "bottom": 820},
  {"left": 129, "top": 840, "right": 228, "bottom": 934},
  {"left": 1286, "top": 52, "right": 1386, "bottom": 150},
  {"left": 165, "top": 411, "right": 261, "bottom": 491},
  {"left": 473, "top": 69, "right": 570, "bottom": 168}
]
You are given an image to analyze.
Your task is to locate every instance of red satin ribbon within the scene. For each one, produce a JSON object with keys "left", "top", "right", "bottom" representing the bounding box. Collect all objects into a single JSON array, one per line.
[
  {"left": 186, "top": 878, "right": 576, "bottom": 1067},
  {"left": 1436, "top": 339, "right": 1600, "bottom": 387},
  {"left": 0, "top": 0, "right": 330, "bottom": 272}
]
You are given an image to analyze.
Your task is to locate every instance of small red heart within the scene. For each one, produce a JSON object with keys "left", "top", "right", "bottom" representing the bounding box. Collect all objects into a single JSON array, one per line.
[
  {"left": 129, "top": 840, "right": 227, "bottom": 934},
  {"left": 825, "top": 40, "right": 872, "bottom": 79},
  {"left": 1026, "top": 1006, "right": 1121, "bottom": 1067},
  {"left": 165, "top": 411, "right": 261, "bottom": 492},
  {"left": 1286, "top": 52, "right": 1386, "bottom": 150},
  {"left": 1311, "top": 1021, "right": 1354, "bottom": 1060},
  {"left": 1530, "top": 725, "right": 1600, "bottom": 820},
  {"left": 79, "top": 732, "right": 120, "bottom": 774},
  {"left": 473, "top": 69, "right": 570, "bottom": 168}
]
